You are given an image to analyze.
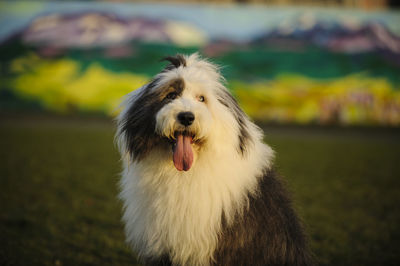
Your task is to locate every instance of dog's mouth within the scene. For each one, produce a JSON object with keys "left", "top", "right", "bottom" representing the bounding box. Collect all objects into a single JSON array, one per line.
[{"left": 171, "top": 131, "right": 195, "bottom": 172}]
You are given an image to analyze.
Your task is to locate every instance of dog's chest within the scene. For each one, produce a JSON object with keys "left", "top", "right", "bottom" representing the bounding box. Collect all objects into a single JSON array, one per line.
[{"left": 138, "top": 170, "right": 229, "bottom": 264}]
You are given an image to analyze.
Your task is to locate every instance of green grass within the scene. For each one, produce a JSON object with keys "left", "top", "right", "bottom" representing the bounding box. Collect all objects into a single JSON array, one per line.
[
  {"left": 0, "top": 114, "right": 138, "bottom": 266},
  {"left": 1, "top": 114, "right": 400, "bottom": 265}
]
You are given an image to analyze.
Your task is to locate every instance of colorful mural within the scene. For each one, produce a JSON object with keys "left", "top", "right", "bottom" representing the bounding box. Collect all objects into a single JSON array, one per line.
[{"left": 1, "top": 2, "right": 399, "bottom": 125}]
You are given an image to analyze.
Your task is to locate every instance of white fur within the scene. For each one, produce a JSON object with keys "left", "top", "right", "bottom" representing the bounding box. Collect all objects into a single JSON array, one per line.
[{"left": 117, "top": 54, "right": 274, "bottom": 266}]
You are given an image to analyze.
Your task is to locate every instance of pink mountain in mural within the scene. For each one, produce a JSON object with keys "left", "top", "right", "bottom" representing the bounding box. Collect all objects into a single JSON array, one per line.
[
  {"left": 253, "top": 16, "right": 400, "bottom": 55},
  {"left": 21, "top": 13, "right": 207, "bottom": 48}
]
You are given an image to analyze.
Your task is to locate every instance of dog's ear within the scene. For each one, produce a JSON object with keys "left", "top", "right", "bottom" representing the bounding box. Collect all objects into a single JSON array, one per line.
[
  {"left": 217, "top": 89, "right": 253, "bottom": 156},
  {"left": 119, "top": 88, "right": 160, "bottom": 161},
  {"left": 162, "top": 54, "right": 187, "bottom": 69}
]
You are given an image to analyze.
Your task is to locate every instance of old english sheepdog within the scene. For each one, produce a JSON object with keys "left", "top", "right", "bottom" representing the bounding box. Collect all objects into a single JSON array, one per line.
[{"left": 116, "top": 53, "right": 312, "bottom": 266}]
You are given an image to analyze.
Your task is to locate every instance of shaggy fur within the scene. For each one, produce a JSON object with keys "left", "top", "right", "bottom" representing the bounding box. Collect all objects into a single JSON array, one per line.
[{"left": 116, "top": 53, "right": 312, "bottom": 266}]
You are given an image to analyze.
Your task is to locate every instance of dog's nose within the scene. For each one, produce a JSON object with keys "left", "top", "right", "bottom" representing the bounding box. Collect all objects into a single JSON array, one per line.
[{"left": 177, "top": 112, "right": 195, "bottom": 126}]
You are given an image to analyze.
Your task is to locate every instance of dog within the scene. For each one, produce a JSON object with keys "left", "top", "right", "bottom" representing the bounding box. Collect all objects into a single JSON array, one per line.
[{"left": 116, "top": 53, "right": 312, "bottom": 266}]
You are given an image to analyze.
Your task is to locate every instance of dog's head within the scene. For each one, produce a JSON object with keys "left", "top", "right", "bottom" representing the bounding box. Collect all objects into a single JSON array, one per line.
[{"left": 117, "top": 53, "right": 252, "bottom": 171}]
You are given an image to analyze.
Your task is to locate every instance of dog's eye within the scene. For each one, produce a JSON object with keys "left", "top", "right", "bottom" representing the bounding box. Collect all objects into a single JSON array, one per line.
[
  {"left": 166, "top": 92, "right": 178, "bottom": 100},
  {"left": 198, "top": 96, "right": 205, "bottom": 102}
]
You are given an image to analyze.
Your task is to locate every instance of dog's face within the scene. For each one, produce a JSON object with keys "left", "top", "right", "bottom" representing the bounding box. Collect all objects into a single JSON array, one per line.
[
  {"left": 117, "top": 54, "right": 251, "bottom": 172},
  {"left": 154, "top": 76, "right": 213, "bottom": 171}
]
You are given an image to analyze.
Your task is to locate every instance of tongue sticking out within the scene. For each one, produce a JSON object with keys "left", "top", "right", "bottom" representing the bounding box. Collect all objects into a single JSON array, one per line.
[{"left": 173, "top": 134, "right": 193, "bottom": 171}]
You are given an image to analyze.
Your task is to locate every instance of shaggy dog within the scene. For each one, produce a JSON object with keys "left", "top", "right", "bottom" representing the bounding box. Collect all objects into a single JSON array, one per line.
[{"left": 116, "top": 53, "right": 312, "bottom": 266}]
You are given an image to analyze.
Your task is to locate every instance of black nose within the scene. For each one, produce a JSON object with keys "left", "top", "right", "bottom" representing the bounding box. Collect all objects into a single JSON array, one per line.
[{"left": 177, "top": 112, "right": 195, "bottom": 126}]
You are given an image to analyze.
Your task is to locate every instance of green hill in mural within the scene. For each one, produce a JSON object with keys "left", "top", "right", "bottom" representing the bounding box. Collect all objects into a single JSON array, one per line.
[{"left": 2, "top": 40, "right": 400, "bottom": 83}]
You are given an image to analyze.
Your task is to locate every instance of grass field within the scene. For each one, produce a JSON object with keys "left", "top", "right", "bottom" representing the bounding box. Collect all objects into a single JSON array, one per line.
[{"left": 1, "top": 113, "right": 400, "bottom": 266}]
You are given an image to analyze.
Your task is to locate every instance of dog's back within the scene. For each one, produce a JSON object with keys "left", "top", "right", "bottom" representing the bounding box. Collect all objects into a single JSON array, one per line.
[{"left": 213, "top": 168, "right": 312, "bottom": 266}]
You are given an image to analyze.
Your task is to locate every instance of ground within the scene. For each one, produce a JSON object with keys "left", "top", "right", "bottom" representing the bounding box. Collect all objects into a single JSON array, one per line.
[{"left": 1, "top": 113, "right": 400, "bottom": 266}]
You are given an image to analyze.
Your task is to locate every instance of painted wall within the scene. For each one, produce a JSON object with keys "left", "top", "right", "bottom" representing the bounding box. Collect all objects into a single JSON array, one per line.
[{"left": 1, "top": 2, "right": 399, "bottom": 125}]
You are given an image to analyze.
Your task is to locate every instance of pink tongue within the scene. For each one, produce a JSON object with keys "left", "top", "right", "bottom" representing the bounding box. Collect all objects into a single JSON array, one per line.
[{"left": 173, "top": 134, "right": 193, "bottom": 171}]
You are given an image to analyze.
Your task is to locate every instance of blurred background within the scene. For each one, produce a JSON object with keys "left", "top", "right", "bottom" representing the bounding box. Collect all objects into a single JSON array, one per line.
[{"left": 1, "top": 1, "right": 399, "bottom": 265}]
